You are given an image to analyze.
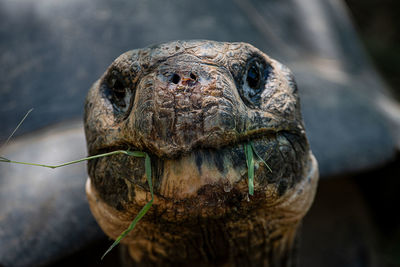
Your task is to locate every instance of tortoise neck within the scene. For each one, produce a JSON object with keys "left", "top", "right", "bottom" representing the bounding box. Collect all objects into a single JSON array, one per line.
[{"left": 120, "top": 216, "right": 300, "bottom": 267}]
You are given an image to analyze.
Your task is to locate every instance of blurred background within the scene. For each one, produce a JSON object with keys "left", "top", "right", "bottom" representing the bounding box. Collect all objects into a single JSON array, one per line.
[
  {"left": 0, "top": 0, "right": 399, "bottom": 266},
  {"left": 345, "top": 0, "right": 400, "bottom": 100}
]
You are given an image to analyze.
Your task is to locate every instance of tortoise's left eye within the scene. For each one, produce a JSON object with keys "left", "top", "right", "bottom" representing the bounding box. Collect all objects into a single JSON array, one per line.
[
  {"left": 246, "top": 62, "right": 261, "bottom": 89},
  {"left": 237, "top": 58, "right": 272, "bottom": 108},
  {"left": 104, "top": 71, "right": 134, "bottom": 114}
]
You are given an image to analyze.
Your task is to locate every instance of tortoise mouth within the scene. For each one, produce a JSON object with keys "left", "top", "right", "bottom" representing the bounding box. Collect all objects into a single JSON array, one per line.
[{"left": 87, "top": 129, "right": 309, "bottom": 212}]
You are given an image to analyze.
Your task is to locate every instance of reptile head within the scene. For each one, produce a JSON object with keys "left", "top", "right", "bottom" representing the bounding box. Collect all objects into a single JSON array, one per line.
[{"left": 84, "top": 40, "right": 318, "bottom": 264}]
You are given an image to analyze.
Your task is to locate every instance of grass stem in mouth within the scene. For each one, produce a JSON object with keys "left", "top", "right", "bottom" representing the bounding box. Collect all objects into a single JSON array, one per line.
[
  {"left": 1, "top": 142, "right": 270, "bottom": 257},
  {"left": 1, "top": 141, "right": 272, "bottom": 257},
  {"left": 0, "top": 150, "right": 140, "bottom": 168},
  {"left": 250, "top": 141, "right": 273, "bottom": 173},
  {"left": 1, "top": 109, "right": 272, "bottom": 259},
  {"left": 244, "top": 141, "right": 273, "bottom": 196},
  {"left": 1, "top": 146, "right": 154, "bottom": 259},
  {"left": 244, "top": 143, "right": 255, "bottom": 196}
]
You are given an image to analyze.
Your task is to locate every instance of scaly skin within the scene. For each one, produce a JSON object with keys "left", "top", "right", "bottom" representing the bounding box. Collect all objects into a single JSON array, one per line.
[{"left": 84, "top": 40, "right": 318, "bottom": 266}]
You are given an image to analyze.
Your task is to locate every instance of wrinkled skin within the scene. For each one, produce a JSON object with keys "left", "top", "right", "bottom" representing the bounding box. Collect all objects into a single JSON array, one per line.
[{"left": 84, "top": 40, "right": 318, "bottom": 267}]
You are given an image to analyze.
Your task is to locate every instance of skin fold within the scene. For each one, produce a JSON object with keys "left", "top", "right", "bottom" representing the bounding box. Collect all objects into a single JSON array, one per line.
[{"left": 84, "top": 40, "right": 318, "bottom": 267}]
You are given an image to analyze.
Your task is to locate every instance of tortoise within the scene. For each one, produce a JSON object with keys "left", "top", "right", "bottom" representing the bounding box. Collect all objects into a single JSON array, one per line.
[
  {"left": 1, "top": 0, "right": 400, "bottom": 266},
  {"left": 83, "top": 40, "right": 319, "bottom": 266}
]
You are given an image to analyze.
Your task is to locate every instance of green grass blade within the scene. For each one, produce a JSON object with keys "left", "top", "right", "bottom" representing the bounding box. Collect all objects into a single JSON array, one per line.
[
  {"left": 0, "top": 108, "right": 33, "bottom": 154},
  {"left": 101, "top": 199, "right": 153, "bottom": 260},
  {"left": 244, "top": 143, "right": 254, "bottom": 196},
  {"left": 0, "top": 150, "right": 138, "bottom": 169},
  {"left": 0, "top": 156, "right": 10, "bottom": 162},
  {"left": 247, "top": 145, "right": 254, "bottom": 196},
  {"left": 250, "top": 142, "right": 272, "bottom": 173}
]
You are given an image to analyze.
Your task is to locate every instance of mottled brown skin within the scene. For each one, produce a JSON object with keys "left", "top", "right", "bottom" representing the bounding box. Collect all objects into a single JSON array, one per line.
[{"left": 84, "top": 40, "right": 318, "bottom": 266}]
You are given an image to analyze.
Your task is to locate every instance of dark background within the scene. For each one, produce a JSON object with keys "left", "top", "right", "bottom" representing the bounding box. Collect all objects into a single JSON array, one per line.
[
  {"left": 345, "top": 0, "right": 400, "bottom": 100},
  {"left": 344, "top": 1, "right": 400, "bottom": 266}
]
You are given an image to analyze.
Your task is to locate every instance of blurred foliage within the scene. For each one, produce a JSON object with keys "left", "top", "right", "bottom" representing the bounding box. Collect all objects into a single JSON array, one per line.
[{"left": 345, "top": 0, "right": 400, "bottom": 99}]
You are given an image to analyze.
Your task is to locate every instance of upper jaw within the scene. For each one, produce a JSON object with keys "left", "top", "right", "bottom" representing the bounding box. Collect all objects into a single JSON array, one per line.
[
  {"left": 87, "top": 128, "right": 309, "bottom": 211},
  {"left": 87, "top": 111, "right": 304, "bottom": 159},
  {"left": 88, "top": 124, "right": 303, "bottom": 160}
]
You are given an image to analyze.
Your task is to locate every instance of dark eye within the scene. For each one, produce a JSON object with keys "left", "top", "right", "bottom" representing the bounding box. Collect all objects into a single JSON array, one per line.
[
  {"left": 106, "top": 73, "right": 133, "bottom": 113},
  {"left": 237, "top": 59, "right": 268, "bottom": 108},
  {"left": 246, "top": 62, "right": 261, "bottom": 89},
  {"left": 112, "top": 79, "right": 126, "bottom": 100}
]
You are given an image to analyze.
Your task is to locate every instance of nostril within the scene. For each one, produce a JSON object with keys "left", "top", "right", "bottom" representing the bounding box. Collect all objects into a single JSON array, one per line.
[
  {"left": 170, "top": 73, "right": 181, "bottom": 84},
  {"left": 190, "top": 72, "right": 197, "bottom": 80}
]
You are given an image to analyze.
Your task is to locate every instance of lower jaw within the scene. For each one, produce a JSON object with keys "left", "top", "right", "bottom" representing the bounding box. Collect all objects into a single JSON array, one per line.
[
  {"left": 122, "top": 213, "right": 302, "bottom": 266},
  {"left": 153, "top": 144, "right": 249, "bottom": 200},
  {"left": 88, "top": 170, "right": 304, "bottom": 266}
]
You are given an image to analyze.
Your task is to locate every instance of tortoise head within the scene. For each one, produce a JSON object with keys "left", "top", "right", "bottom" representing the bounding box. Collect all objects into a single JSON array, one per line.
[{"left": 84, "top": 40, "right": 318, "bottom": 264}]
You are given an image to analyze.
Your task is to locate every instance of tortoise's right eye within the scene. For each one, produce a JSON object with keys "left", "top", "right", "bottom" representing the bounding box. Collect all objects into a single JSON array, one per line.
[
  {"left": 106, "top": 74, "right": 133, "bottom": 113},
  {"left": 246, "top": 62, "right": 261, "bottom": 89}
]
